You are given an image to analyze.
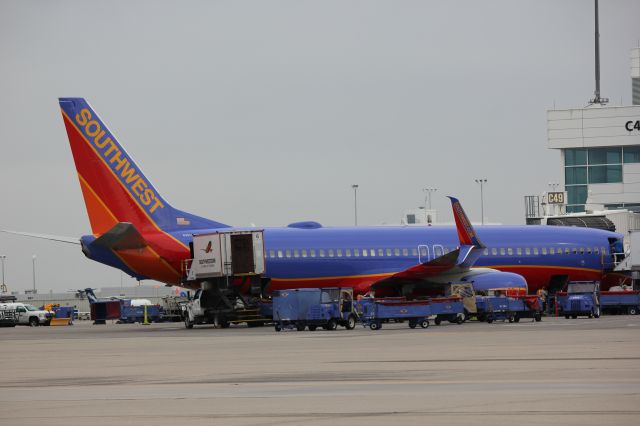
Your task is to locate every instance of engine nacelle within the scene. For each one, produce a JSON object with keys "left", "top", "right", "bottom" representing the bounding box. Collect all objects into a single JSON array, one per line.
[{"left": 461, "top": 271, "right": 528, "bottom": 292}]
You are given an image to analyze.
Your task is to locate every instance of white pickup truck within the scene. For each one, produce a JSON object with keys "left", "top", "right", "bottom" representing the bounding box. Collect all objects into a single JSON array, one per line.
[{"left": 0, "top": 303, "right": 53, "bottom": 326}]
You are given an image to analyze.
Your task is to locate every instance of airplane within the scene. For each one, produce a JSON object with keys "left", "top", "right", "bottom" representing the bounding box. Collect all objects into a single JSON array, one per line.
[{"left": 4, "top": 98, "right": 625, "bottom": 300}]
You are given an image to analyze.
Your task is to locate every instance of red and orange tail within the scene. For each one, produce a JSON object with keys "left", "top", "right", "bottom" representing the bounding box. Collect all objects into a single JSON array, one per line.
[
  {"left": 448, "top": 196, "right": 484, "bottom": 248},
  {"left": 59, "top": 98, "right": 228, "bottom": 237}
]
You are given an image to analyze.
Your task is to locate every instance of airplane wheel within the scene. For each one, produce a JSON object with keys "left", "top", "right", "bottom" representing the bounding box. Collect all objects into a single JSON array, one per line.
[{"left": 420, "top": 319, "right": 429, "bottom": 329}]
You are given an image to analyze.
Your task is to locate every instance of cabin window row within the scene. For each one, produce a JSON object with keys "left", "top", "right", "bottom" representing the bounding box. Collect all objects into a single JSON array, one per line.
[
  {"left": 267, "top": 247, "right": 446, "bottom": 259},
  {"left": 482, "top": 246, "right": 606, "bottom": 256}
]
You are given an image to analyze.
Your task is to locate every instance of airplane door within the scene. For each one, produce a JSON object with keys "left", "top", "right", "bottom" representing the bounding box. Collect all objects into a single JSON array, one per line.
[{"left": 418, "top": 245, "right": 430, "bottom": 263}]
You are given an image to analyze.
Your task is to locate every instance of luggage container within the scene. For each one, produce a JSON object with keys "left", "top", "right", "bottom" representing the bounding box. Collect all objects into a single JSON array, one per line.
[
  {"left": 430, "top": 297, "right": 465, "bottom": 325},
  {"left": 600, "top": 291, "right": 640, "bottom": 315},
  {"left": 557, "top": 281, "right": 601, "bottom": 319},
  {"left": 476, "top": 293, "right": 542, "bottom": 323},
  {"left": 356, "top": 298, "right": 431, "bottom": 330},
  {"left": 272, "top": 288, "right": 355, "bottom": 331}
]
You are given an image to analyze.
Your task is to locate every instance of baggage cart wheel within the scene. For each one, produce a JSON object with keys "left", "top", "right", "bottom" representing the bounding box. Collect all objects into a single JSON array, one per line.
[
  {"left": 434, "top": 317, "right": 441, "bottom": 326},
  {"left": 326, "top": 319, "right": 337, "bottom": 330},
  {"left": 514, "top": 315, "right": 521, "bottom": 323},
  {"left": 534, "top": 313, "right": 541, "bottom": 322},
  {"left": 409, "top": 321, "right": 417, "bottom": 329},
  {"left": 274, "top": 324, "right": 282, "bottom": 332},
  {"left": 370, "top": 322, "right": 381, "bottom": 330},
  {"left": 487, "top": 317, "right": 494, "bottom": 324},
  {"left": 628, "top": 307, "right": 638, "bottom": 315},
  {"left": 308, "top": 325, "right": 317, "bottom": 331},
  {"left": 456, "top": 315, "right": 464, "bottom": 324},
  {"left": 508, "top": 316, "right": 514, "bottom": 323},
  {"left": 296, "top": 323, "right": 306, "bottom": 331},
  {"left": 564, "top": 315, "right": 570, "bottom": 319},
  {"left": 571, "top": 314, "right": 577, "bottom": 319},
  {"left": 420, "top": 319, "right": 429, "bottom": 329},
  {"left": 345, "top": 315, "right": 356, "bottom": 330}
]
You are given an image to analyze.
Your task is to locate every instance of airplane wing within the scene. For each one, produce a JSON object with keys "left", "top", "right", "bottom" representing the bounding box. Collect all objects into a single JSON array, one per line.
[
  {"left": 370, "top": 196, "right": 485, "bottom": 292},
  {"left": 1, "top": 230, "right": 80, "bottom": 245}
]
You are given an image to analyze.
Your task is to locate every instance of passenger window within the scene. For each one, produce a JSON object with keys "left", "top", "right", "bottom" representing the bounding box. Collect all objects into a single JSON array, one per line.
[
  {"left": 328, "top": 249, "right": 335, "bottom": 257},
  {"left": 517, "top": 248, "right": 522, "bottom": 256},
  {"left": 587, "top": 247, "right": 592, "bottom": 254},
  {"left": 310, "top": 249, "right": 316, "bottom": 258},
  {"left": 412, "top": 248, "right": 418, "bottom": 256},
  {"left": 354, "top": 248, "right": 360, "bottom": 257},
  {"left": 301, "top": 249, "right": 307, "bottom": 258},
  {"left": 402, "top": 248, "right": 408, "bottom": 256},
  {"left": 394, "top": 248, "right": 400, "bottom": 256},
  {"left": 336, "top": 249, "right": 342, "bottom": 257},
  {"left": 293, "top": 249, "right": 300, "bottom": 258},
  {"left": 319, "top": 249, "right": 325, "bottom": 258},
  {"left": 379, "top": 249, "right": 385, "bottom": 257},
  {"left": 285, "top": 250, "right": 291, "bottom": 258},
  {"left": 572, "top": 248, "right": 577, "bottom": 255},
  {"left": 533, "top": 248, "right": 539, "bottom": 255},
  {"left": 507, "top": 248, "right": 513, "bottom": 255},
  {"left": 594, "top": 247, "right": 599, "bottom": 254},
  {"left": 277, "top": 250, "right": 283, "bottom": 258},
  {"left": 434, "top": 246, "right": 443, "bottom": 257},
  {"left": 483, "top": 248, "right": 489, "bottom": 256},
  {"left": 385, "top": 248, "right": 392, "bottom": 256},
  {"left": 525, "top": 248, "right": 531, "bottom": 255},
  {"left": 491, "top": 248, "right": 497, "bottom": 255},
  {"left": 579, "top": 247, "right": 584, "bottom": 254},
  {"left": 549, "top": 247, "right": 555, "bottom": 255},
  {"left": 345, "top": 249, "right": 351, "bottom": 257},
  {"left": 370, "top": 249, "right": 376, "bottom": 257},
  {"left": 541, "top": 247, "right": 547, "bottom": 255},
  {"left": 420, "top": 247, "right": 427, "bottom": 257},
  {"left": 269, "top": 249, "right": 275, "bottom": 258},
  {"left": 565, "top": 248, "right": 570, "bottom": 254},
  {"left": 601, "top": 247, "right": 606, "bottom": 254},
  {"left": 499, "top": 248, "right": 505, "bottom": 255},
  {"left": 444, "top": 247, "right": 449, "bottom": 254}
]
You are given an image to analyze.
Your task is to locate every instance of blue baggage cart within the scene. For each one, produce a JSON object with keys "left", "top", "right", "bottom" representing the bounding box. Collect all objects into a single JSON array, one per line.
[
  {"left": 430, "top": 297, "right": 465, "bottom": 325},
  {"left": 600, "top": 291, "right": 640, "bottom": 315},
  {"left": 356, "top": 298, "right": 431, "bottom": 330},
  {"left": 272, "top": 288, "right": 356, "bottom": 331}
]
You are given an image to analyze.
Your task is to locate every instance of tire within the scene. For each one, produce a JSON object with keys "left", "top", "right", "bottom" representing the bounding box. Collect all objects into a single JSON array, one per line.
[
  {"left": 326, "top": 319, "right": 337, "bottom": 330},
  {"left": 628, "top": 307, "right": 638, "bottom": 315},
  {"left": 369, "top": 322, "right": 380, "bottom": 330},
  {"left": 345, "top": 315, "right": 356, "bottom": 330},
  {"left": 487, "top": 317, "right": 493, "bottom": 324},
  {"left": 514, "top": 316, "right": 521, "bottom": 323},
  {"left": 296, "top": 323, "right": 306, "bottom": 331},
  {"left": 308, "top": 325, "right": 317, "bottom": 331},
  {"left": 29, "top": 317, "right": 39, "bottom": 327},
  {"left": 571, "top": 314, "right": 578, "bottom": 319},
  {"left": 508, "top": 316, "right": 514, "bottom": 323},
  {"left": 534, "top": 313, "right": 541, "bottom": 322},
  {"left": 419, "top": 319, "right": 429, "bottom": 329},
  {"left": 565, "top": 315, "right": 570, "bottom": 319},
  {"left": 455, "top": 315, "right": 463, "bottom": 325},
  {"left": 184, "top": 315, "right": 194, "bottom": 329},
  {"left": 434, "top": 317, "right": 442, "bottom": 326},
  {"left": 274, "top": 324, "right": 282, "bottom": 332},
  {"left": 409, "top": 322, "right": 417, "bottom": 329}
]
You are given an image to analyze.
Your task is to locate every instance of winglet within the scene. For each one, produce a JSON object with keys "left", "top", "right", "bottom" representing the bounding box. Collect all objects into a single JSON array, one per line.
[{"left": 447, "top": 196, "right": 485, "bottom": 248}]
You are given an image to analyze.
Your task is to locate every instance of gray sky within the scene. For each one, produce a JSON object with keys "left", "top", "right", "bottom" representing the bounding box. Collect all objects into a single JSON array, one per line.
[{"left": 1, "top": 0, "right": 639, "bottom": 292}]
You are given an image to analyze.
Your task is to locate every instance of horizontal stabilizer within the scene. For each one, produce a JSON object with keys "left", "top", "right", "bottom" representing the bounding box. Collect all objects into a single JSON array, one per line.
[
  {"left": 1, "top": 230, "right": 80, "bottom": 245},
  {"left": 91, "top": 223, "right": 147, "bottom": 250}
]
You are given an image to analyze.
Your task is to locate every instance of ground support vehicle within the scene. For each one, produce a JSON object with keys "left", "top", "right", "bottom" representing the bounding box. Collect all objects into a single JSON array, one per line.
[
  {"left": 0, "top": 303, "right": 52, "bottom": 326},
  {"left": 160, "top": 295, "right": 189, "bottom": 322},
  {"left": 557, "top": 281, "right": 601, "bottom": 319},
  {"left": 430, "top": 297, "right": 465, "bottom": 325},
  {"left": 356, "top": 298, "right": 431, "bottom": 330},
  {"left": 0, "top": 308, "right": 17, "bottom": 327},
  {"left": 600, "top": 291, "right": 640, "bottom": 315},
  {"left": 272, "top": 288, "right": 355, "bottom": 331},
  {"left": 475, "top": 295, "right": 542, "bottom": 323}
]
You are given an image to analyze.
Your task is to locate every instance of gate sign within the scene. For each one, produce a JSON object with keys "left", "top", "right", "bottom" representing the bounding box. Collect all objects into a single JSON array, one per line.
[
  {"left": 192, "top": 234, "right": 223, "bottom": 277},
  {"left": 547, "top": 192, "right": 565, "bottom": 204}
]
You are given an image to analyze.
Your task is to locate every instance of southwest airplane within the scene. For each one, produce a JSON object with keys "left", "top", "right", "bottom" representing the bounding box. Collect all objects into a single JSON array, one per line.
[{"left": 6, "top": 98, "right": 625, "bottom": 297}]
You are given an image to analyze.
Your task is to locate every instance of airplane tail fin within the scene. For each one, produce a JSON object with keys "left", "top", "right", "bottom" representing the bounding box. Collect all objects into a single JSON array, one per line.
[
  {"left": 59, "top": 98, "right": 229, "bottom": 236},
  {"left": 447, "top": 196, "right": 485, "bottom": 248}
]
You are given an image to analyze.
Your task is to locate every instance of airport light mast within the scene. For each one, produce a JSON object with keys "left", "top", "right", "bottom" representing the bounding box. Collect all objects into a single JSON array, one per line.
[
  {"left": 475, "top": 179, "right": 488, "bottom": 225},
  {"left": 32, "top": 255, "right": 37, "bottom": 293},
  {"left": 589, "top": 0, "right": 609, "bottom": 105},
  {"left": 0, "top": 255, "right": 6, "bottom": 293},
  {"left": 423, "top": 187, "right": 437, "bottom": 211}
]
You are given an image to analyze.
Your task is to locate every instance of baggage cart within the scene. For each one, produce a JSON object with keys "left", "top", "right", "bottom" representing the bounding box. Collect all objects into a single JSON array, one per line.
[{"left": 356, "top": 298, "right": 431, "bottom": 330}]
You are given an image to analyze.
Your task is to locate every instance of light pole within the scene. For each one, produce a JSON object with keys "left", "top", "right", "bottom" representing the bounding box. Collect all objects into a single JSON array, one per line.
[
  {"left": 423, "top": 187, "right": 437, "bottom": 210},
  {"left": 0, "top": 255, "right": 6, "bottom": 293},
  {"left": 351, "top": 184, "right": 359, "bottom": 226},
  {"left": 475, "top": 179, "right": 487, "bottom": 225},
  {"left": 32, "top": 255, "right": 37, "bottom": 293}
]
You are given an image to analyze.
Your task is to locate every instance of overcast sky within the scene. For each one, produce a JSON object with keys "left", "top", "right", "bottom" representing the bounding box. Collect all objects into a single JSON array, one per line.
[{"left": 1, "top": 0, "right": 639, "bottom": 292}]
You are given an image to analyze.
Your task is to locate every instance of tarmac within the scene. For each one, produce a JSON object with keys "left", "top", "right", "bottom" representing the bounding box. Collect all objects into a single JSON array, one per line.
[{"left": 1, "top": 316, "right": 639, "bottom": 426}]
